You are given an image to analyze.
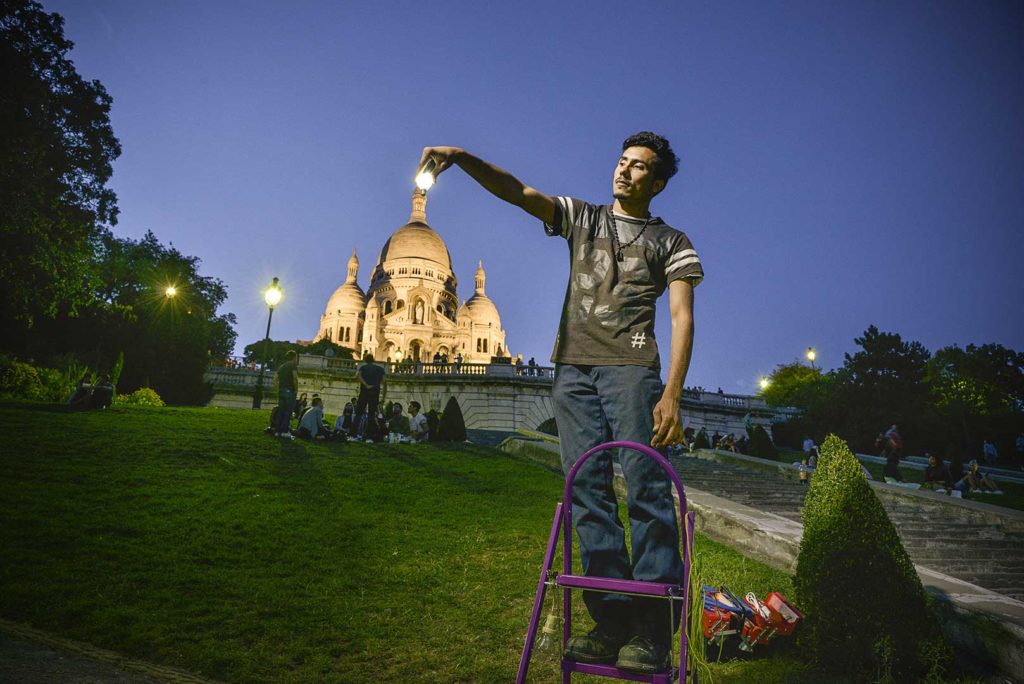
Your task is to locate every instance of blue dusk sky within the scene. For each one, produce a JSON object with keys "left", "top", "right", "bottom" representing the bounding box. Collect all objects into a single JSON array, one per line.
[{"left": 44, "top": 0, "right": 1024, "bottom": 392}]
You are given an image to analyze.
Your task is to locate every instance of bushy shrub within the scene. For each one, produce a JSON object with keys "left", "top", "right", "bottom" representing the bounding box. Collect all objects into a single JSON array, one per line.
[
  {"left": 437, "top": 396, "right": 467, "bottom": 442},
  {"left": 794, "top": 434, "right": 951, "bottom": 681},
  {"left": 693, "top": 428, "right": 710, "bottom": 449},
  {"left": 0, "top": 356, "right": 46, "bottom": 400},
  {"left": 115, "top": 387, "right": 164, "bottom": 407},
  {"left": 747, "top": 424, "right": 777, "bottom": 459},
  {"left": 536, "top": 417, "right": 558, "bottom": 437},
  {"left": 425, "top": 409, "right": 440, "bottom": 441}
]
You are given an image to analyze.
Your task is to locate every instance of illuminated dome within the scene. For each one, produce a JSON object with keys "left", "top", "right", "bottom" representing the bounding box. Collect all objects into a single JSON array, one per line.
[
  {"left": 463, "top": 261, "right": 501, "bottom": 325},
  {"left": 325, "top": 249, "right": 366, "bottom": 315},
  {"left": 376, "top": 190, "right": 453, "bottom": 271}
]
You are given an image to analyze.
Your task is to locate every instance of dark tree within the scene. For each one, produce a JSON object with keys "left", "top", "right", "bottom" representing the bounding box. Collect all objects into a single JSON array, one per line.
[
  {"left": 38, "top": 231, "right": 237, "bottom": 404},
  {"left": 0, "top": 0, "right": 121, "bottom": 339},
  {"left": 927, "top": 343, "right": 1024, "bottom": 455},
  {"left": 832, "top": 325, "right": 931, "bottom": 452},
  {"left": 242, "top": 338, "right": 356, "bottom": 369}
]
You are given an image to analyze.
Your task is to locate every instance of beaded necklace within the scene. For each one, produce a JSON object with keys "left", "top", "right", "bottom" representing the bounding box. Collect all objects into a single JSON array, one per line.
[{"left": 610, "top": 214, "right": 651, "bottom": 262}]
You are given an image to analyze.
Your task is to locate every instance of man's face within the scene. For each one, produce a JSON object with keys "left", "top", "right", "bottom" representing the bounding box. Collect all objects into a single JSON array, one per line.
[
  {"left": 613, "top": 146, "right": 665, "bottom": 202},
  {"left": 410, "top": 405, "right": 419, "bottom": 416}
]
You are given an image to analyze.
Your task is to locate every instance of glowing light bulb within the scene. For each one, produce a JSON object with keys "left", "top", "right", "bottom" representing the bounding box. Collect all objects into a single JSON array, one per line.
[
  {"left": 264, "top": 277, "right": 282, "bottom": 307},
  {"left": 415, "top": 157, "right": 437, "bottom": 190}
]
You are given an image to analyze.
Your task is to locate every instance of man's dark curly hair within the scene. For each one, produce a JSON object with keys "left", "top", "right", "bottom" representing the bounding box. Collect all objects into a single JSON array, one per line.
[{"left": 622, "top": 131, "right": 679, "bottom": 183}]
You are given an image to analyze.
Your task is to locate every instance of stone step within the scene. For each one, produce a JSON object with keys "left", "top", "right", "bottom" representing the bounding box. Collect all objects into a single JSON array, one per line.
[
  {"left": 910, "top": 558, "right": 1023, "bottom": 573},
  {"left": 902, "top": 539, "right": 1024, "bottom": 553},
  {"left": 895, "top": 523, "right": 1013, "bottom": 536}
]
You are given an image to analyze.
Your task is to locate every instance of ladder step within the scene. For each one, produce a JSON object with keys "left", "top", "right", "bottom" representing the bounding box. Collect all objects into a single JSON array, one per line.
[
  {"left": 558, "top": 574, "right": 682, "bottom": 597},
  {"left": 562, "top": 660, "right": 678, "bottom": 682}
]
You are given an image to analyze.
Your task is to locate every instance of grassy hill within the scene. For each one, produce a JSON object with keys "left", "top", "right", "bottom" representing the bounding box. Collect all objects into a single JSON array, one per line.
[{"left": 0, "top": 402, "right": 809, "bottom": 683}]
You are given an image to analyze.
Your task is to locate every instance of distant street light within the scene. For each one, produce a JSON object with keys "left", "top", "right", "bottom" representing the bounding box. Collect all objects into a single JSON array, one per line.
[
  {"left": 806, "top": 347, "right": 817, "bottom": 369},
  {"left": 253, "top": 277, "right": 282, "bottom": 409},
  {"left": 759, "top": 377, "right": 770, "bottom": 391}
]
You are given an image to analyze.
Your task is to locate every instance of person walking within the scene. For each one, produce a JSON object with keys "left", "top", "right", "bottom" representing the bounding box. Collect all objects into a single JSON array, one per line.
[{"left": 418, "top": 132, "right": 702, "bottom": 674}]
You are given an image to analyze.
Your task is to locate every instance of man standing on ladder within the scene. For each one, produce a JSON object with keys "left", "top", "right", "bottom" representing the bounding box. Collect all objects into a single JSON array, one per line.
[{"left": 419, "top": 132, "right": 702, "bottom": 674}]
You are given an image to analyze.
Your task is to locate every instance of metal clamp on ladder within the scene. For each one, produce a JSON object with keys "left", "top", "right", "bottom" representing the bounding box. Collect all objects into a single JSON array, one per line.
[{"left": 516, "top": 440, "right": 698, "bottom": 684}]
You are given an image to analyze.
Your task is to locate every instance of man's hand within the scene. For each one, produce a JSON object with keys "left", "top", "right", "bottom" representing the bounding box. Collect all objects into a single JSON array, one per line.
[
  {"left": 418, "top": 147, "right": 464, "bottom": 179},
  {"left": 651, "top": 393, "right": 683, "bottom": 448},
  {"left": 415, "top": 146, "right": 556, "bottom": 224}
]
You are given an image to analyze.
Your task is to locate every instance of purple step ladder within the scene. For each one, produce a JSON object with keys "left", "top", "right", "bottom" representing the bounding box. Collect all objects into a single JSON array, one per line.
[{"left": 515, "top": 440, "right": 697, "bottom": 684}]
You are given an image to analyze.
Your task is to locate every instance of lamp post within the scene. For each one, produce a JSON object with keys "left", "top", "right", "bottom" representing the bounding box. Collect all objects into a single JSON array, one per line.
[
  {"left": 253, "top": 277, "right": 282, "bottom": 409},
  {"left": 806, "top": 347, "right": 817, "bottom": 369}
]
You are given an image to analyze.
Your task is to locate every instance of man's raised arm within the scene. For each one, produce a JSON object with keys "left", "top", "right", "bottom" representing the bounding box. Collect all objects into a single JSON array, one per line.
[{"left": 418, "top": 147, "right": 557, "bottom": 225}]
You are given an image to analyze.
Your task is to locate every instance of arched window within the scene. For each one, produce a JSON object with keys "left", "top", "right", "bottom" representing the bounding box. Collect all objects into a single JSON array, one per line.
[
  {"left": 483, "top": 339, "right": 488, "bottom": 353},
  {"left": 384, "top": 301, "right": 393, "bottom": 315},
  {"left": 476, "top": 339, "right": 482, "bottom": 352},
  {"left": 326, "top": 328, "right": 333, "bottom": 341},
  {"left": 396, "top": 300, "right": 405, "bottom": 309}
]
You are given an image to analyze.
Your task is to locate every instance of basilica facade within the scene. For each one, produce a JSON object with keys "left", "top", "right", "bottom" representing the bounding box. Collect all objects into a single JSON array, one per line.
[{"left": 314, "top": 189, "right": 510, "bottom": 364}]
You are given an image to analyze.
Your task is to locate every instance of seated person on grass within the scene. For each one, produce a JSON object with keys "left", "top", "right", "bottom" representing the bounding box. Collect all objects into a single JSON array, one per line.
[
  {"left": 334, "top": 401, "right": 355, "bottom": 435},
  {"left": 66, "top": 379, "right": 92, "bottom": 409},
  {"left": 408, "top": 401, "right": 429, "bottom": 442},
  {"left": 955, "top": 460, "right": 1002, "bottom": 495},
  {"left": 387, "top": 402, "right": 411, "bottom": 442},
  {"left": 922, "top": 452, "right": 951, "bottom": 491},
  {"left": 297, "top": 397, "right": 335, "bottom": 440}
]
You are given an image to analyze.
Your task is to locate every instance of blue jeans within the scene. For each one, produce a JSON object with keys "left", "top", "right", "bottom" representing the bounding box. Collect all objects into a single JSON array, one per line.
[
  {"left": 275, "top": 389, "right": 296, "bottom": 433},
  {"left": 552, "top": 364, "right": 683, "bottom": 636}
]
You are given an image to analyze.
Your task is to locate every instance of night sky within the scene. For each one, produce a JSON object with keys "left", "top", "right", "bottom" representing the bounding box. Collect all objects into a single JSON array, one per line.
[{"left": 44, "top": 0, "right": 1024, "bottom": 392}]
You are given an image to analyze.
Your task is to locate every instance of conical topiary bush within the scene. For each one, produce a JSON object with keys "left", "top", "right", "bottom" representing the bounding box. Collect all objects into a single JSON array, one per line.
[
  {"left": 747, "top": 424, "right": 777, "bottom": 459},
  {"left": 437, "top": 395, "right": 467, "bottom": 442},
  {"left": 795, "top": 434, "right": 952, "bottom": 682}
]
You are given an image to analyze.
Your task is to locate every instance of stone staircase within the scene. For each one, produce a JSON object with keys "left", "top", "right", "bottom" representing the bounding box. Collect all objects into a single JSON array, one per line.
[{"left": 669, "top": 454, "right": 1024, "bottom": 602}]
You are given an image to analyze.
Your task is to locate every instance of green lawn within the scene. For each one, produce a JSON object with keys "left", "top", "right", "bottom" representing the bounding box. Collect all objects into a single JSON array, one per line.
[{"left": 0, "top": 402, "right": 816, "bottom": 682}]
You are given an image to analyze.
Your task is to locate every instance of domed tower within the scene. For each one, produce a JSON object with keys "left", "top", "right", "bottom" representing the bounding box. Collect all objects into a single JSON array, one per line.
[
  {"left": 362, "top": 189, "right": 461, "bottom": 362},
  {"left": 457, "top": 261, "right": 507, "bottom": 362},
  {"left": 316, "top": 248, "right": 366, "bottom": 350}
]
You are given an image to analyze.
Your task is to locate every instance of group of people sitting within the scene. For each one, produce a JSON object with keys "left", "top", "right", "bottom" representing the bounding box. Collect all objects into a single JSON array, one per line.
[
  {"left": 923, "top": 453, "right": 1002, "bottom": 496},
  {"left": 267, "top": 393, "right": 430, "bottom": 444},
  {"left": 65, "top": 375, "right": 114, "bottom": 410}
]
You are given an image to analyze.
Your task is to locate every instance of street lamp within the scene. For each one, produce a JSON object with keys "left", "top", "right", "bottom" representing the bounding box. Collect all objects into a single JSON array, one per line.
[
  {"left": 806, "top": 347, "right": 817, "bottom": 369},
  {"left": 253, "top": 277, "right": 282, "bottom": 409}
]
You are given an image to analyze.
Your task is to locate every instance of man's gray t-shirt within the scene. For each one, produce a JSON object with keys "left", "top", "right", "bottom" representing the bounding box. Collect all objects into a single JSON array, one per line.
[{"left": 543, "top": 197, "right": 703, "bottom": 369}]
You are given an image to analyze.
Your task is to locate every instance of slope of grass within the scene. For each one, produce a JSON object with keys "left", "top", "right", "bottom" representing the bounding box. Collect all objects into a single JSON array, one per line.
[{"left": 0, "top": 402, "right": 809, "bottom": 682}]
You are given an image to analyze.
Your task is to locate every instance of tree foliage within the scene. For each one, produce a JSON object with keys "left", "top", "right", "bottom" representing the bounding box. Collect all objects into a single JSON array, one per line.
[
  {"left": 242, "top": 338, "right": 357, "bottom": 368},
  {"left": 0, "top": 0, "right": 121, "bottom": 329},
  {"left": 795, "top": 435, "right": 952, "bottom": 681},
  {"left": 20, "top": 231, "right": 237, "bottom": 404},
  {"left": 761, "top": 363, "right": 829, "bottom": 410}
]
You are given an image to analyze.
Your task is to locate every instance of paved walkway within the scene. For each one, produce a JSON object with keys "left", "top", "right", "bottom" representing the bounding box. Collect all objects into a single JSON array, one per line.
[{"left": 0, "top": 620, "right": 218, "bottom": 684}]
